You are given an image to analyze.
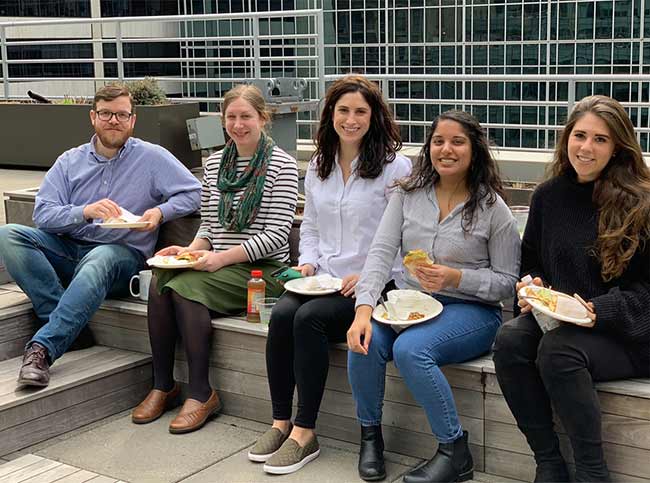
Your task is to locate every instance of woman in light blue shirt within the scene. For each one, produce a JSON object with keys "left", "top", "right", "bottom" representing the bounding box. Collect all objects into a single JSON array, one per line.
[
  {"left": 347, "top": 111, "right": 520, "bottom": 483},
  {"left": 249, "top": 75, "right": 411, "bottom": 475}
]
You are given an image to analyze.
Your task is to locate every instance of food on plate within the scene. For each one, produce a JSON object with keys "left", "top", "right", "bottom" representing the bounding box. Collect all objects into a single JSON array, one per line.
[
  {"left": 379, "top": 310, "right": 426, "bottom": 321},
  {"left": 175, "top": 253, "right": 199, "bottom": 263},
  {"left": 407, "top": 311, "right": 426, "bottom": 320},
  {"left": 525, "top": 286, "right": 558, "bottom": 312},
  {"left": 104, "top": 217, "right": 128, "bottom": 224},
  {"left": 403, "top": 249, "right": 434, "bottom": 274}
]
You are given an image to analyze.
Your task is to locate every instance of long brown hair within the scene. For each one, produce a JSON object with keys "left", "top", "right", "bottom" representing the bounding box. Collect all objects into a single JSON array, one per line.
[
  {"left": 550, "top": 95, "right": 650, "bottom": 281},
  {"left": 400, "top": 110, "right": 505, "bottom": 233},
  {"left": 312, "top": 75, "right": 402, "bottom": 180}
]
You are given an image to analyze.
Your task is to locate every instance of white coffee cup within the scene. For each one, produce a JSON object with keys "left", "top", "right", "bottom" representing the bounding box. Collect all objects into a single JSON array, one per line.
[{"left": 130, "top": 270, "right": 153, "bottom": 301}]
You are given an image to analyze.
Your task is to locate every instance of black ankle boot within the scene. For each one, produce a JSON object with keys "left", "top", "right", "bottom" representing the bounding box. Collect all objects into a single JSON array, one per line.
[
  {"left": 403, "top": 430, "right": 473, "bottom": 483},
  {"left": 358, "top": 425, "right": 386, "bottom": 481},
  {"left": 534, "top": 461, "right": 570, "bottom": 482}
]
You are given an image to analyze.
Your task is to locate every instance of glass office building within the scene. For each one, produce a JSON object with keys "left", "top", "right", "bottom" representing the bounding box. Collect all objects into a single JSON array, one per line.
[{"left": 3, "top": 0, "right": 650, "bottom": 149}]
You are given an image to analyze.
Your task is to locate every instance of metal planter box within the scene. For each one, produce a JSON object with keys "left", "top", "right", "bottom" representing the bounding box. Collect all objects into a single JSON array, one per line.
[{"left": 0, "top": 103, "right": 201, "bottom": 169}]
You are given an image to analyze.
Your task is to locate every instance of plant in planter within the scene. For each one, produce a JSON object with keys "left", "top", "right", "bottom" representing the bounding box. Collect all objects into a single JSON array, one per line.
[
  {"left": 125, "top": 77, "right": 167, "bottom": 106},
  {"left": 0, "top": 79, "right": 201, "bottom": 169}
]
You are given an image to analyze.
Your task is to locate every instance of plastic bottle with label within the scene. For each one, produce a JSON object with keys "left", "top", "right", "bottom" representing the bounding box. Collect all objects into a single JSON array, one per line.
[{"left": 247, "top": 270, "right": 266, "bottom": 323}]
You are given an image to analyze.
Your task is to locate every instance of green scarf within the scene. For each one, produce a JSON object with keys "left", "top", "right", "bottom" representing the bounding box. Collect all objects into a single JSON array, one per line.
[{"left": 217, "top": 132, "right": 275, "bottom": 232}]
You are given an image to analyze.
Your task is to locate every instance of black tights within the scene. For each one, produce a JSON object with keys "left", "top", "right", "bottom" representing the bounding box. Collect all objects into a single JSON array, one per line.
[{"left": 147, "top": 279, "right": 213, "bottom": 402}]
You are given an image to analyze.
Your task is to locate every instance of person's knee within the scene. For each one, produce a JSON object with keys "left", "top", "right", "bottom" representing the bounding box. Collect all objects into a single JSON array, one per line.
[
  {"left": 393, "top": 336, "right": 425, "bottom": 373},
  {"left": 268, "top": 297, "right": 298, "bottom": 334},
  {"left": 292, "top": 304, "right": 319, "bottom": 337},
  {"left": 0, "top": 224, "right": 33, "bottom": 251},
  {"left": 492, "top": 321, "right": 520, "bottom": 360},
  {"left": 536, "top": 328, "right": 585, "bottom": 379}
]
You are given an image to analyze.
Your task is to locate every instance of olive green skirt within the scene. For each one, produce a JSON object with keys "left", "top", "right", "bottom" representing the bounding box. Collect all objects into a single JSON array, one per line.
[{"left": 153, "top": 259, "right": 286, "bottom": 315}]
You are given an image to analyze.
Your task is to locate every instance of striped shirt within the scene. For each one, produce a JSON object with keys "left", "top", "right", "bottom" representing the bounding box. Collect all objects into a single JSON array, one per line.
[{"left": 195, "top": 146, "right": 299, "bottom": 263}]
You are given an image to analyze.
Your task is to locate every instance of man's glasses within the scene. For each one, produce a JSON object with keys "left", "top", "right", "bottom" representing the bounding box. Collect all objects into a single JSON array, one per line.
[{"left": 95, "top": 110, "right": 133, "bottom": 122}]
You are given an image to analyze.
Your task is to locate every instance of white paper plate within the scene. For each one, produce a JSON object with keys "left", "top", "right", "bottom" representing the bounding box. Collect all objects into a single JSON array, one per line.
[
  {"left": 518, "top": 286, "right": 591, "bottom": 325},
  {"left": 284, "top": 275, "right": 343, "bottom": 295},
  {"left": 147, "top": 255, "right": 198, "bottom": 269},
  {"left": 97, "top": 221, "right": 151, "bottom": 229},
  {"left": 372, "top": 291, "right": 443, "bottom": 326}
]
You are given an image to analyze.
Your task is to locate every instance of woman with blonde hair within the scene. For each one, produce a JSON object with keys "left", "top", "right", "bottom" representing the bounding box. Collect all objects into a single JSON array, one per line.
[
  {"left": 131, "top": 84, "right": 298, "bottom": 434},
  {"left": 493, "top": 95, "right": 650, "bottom": 482}
]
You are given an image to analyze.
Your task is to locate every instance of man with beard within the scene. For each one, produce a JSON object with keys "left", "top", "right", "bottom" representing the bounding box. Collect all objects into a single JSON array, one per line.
[{"left": 0, "top": 84, "right": 201, "bottom": 387}]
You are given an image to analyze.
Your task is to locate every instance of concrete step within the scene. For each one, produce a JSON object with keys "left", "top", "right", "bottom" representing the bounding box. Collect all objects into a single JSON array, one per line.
[
  {"left": 0, "top": 346, "right": 152, "bottom": 457},
  {"left": 0, "top": 302, "right": 37, "bottom": 362}
]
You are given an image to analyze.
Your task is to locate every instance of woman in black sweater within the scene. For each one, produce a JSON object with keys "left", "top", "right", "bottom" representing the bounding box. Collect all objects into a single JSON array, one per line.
[{"left": 493, "top": 95, "right": 650, "bottom": 483}]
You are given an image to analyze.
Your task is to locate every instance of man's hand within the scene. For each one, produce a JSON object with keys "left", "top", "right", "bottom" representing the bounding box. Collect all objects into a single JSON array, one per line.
[
  {"left": 83, "top": 199, "right": 121, "bottom": 221},
  {"left": 134, "top": 208, "right": 163, "bottom": 232},
  {"left": 341, "top": 274, "right": 360, "bottom": 297},
  {"left": 191, "top": 250, "right": 224, "bottom": 272},
  {"left": 414, "top": 264, "right": 462, "bottom": 292}
]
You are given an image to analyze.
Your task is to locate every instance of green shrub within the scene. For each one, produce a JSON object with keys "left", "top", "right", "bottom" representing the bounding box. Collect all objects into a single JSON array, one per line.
[{"left": 126, "top": 78, "right": 168, "bottom": 105}]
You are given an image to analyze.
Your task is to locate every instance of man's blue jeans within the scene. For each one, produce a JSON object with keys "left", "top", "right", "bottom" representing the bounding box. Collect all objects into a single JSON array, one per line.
[
  {"left": 0, "top": 224, "right": 143, "bottom": 363},
  {"left": 348, "top": 295, "right": 501, "bottom": 443}
]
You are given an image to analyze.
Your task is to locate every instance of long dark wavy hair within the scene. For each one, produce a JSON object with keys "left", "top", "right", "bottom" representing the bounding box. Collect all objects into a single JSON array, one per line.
[
  {"left": 550, "top": 95, "right": 650, "bottom": 281},
  {"left": 399, "top": 110, "right": 505, "bottom": 233},
  {"left": 312, "top": 75, "right": 402, "bottom": 180}
]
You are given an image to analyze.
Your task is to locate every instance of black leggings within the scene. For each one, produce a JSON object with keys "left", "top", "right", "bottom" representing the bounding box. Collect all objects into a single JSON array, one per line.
[
  {"left": 266, "top": 291, "right": 355, "bottom": 429},
  {"left": 492, "top": 313, "right": 642, "bottom": 482},
  {"left": 146, "top": 277, "right": 214, "bottom": 402}
]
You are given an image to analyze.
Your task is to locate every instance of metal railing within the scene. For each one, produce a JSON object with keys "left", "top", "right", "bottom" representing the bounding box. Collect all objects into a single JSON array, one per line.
[{"left": 3, "top": 13, "right": 650, "bottom": 151}]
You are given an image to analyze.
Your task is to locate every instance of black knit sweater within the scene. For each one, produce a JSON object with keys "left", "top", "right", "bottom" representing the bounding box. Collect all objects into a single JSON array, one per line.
[{"left": 522, "top": 172, "right": 650, "bottom": 374}]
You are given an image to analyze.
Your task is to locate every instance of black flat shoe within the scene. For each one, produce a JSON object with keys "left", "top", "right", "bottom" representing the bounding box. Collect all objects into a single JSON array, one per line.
[
  {"left": 358, "top": 425, "right": 386, "bottom": 481},
  {"left": 403, "top": 430, "right": 473, "bottom": 483}
]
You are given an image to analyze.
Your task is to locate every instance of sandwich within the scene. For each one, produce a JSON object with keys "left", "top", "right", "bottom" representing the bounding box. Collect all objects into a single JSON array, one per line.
[
  {"left": 403, "top": 249, "right": 434, "bottom": 274},
  {"left": 175, "top": 253, "right": 198, "bottom": 263},
  {"left": 524, "top": 286, "right": 558, "bottom": 312},
  {"left": 104, "top": 217, "right": 128, "bottom": 224}
]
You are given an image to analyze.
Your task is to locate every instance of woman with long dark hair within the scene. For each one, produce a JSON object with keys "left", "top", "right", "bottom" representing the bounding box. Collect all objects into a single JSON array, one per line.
[
  {"left": 493, "top": 95, "right": 650, "bottom": 482},
  {"left": 249, "top": 75, "right": 411, "bottom": 475},
  {"left": 347, "top": 110, "right": 520, "bottom": 482},
  {"left": 131, "top": 84, "right": 298, "bottom": 434}
]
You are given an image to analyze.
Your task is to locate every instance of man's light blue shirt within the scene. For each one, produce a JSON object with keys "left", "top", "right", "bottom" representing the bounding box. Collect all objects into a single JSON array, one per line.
[{"left": 34, "top": 135, "right": 201, "bottom": 258}]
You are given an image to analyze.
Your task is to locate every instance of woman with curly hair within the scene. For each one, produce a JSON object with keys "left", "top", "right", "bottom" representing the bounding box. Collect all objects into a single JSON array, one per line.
[
  {"left": 249, "top": 75, "right": 411, "bottom": 475},
  {"left": 347, "top": 110, "right": 520, "bottom": 482},
  {"left": 493, "top": 95, "right": 650, "bottom": 482}
]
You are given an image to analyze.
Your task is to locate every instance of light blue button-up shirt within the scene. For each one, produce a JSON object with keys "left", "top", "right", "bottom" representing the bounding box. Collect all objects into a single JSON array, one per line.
[{"left": 33, "top": 136, "right": 201, "bottom": 258}]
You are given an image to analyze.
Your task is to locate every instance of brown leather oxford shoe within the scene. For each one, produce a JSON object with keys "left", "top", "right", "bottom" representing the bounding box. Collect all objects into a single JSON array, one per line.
[
  {"left": 132, "top": 384, "right": 181, "bottom": 424},
  {"left": 17, "top": 342, "right": 50, "bottom": 387},
  {"left": 169, "top": 389, "right": 222, "bottom": 434}
]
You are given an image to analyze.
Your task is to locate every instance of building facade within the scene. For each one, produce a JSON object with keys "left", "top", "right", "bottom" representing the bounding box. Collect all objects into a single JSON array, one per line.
[{"left": 2, "top": 0, "right": 649, "bottom": 149}]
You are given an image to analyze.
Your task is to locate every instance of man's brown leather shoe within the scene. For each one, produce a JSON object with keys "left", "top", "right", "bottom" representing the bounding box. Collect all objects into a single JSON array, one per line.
[
  {"left": 17, "top": 342, "right": 50, "bottom": 387},
  {"left": 132, "top": 384, "right": 181, "bottom": 424},
  {"left": 169, "top": 390, "right": 222, "bottom": 434}
]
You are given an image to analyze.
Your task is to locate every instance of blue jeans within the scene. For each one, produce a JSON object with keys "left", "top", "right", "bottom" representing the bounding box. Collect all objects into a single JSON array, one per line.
[
  {"left": 0, "top": 224, "right": 143, "bottom": 362},
  {"left": 348, "top": 295, "right": 501, "bottom": 443}
]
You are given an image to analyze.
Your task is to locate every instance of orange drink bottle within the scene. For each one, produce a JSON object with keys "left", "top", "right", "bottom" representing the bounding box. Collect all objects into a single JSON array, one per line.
[{"left": 247, "top": 270, "right": 266, "bottom": 323}]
